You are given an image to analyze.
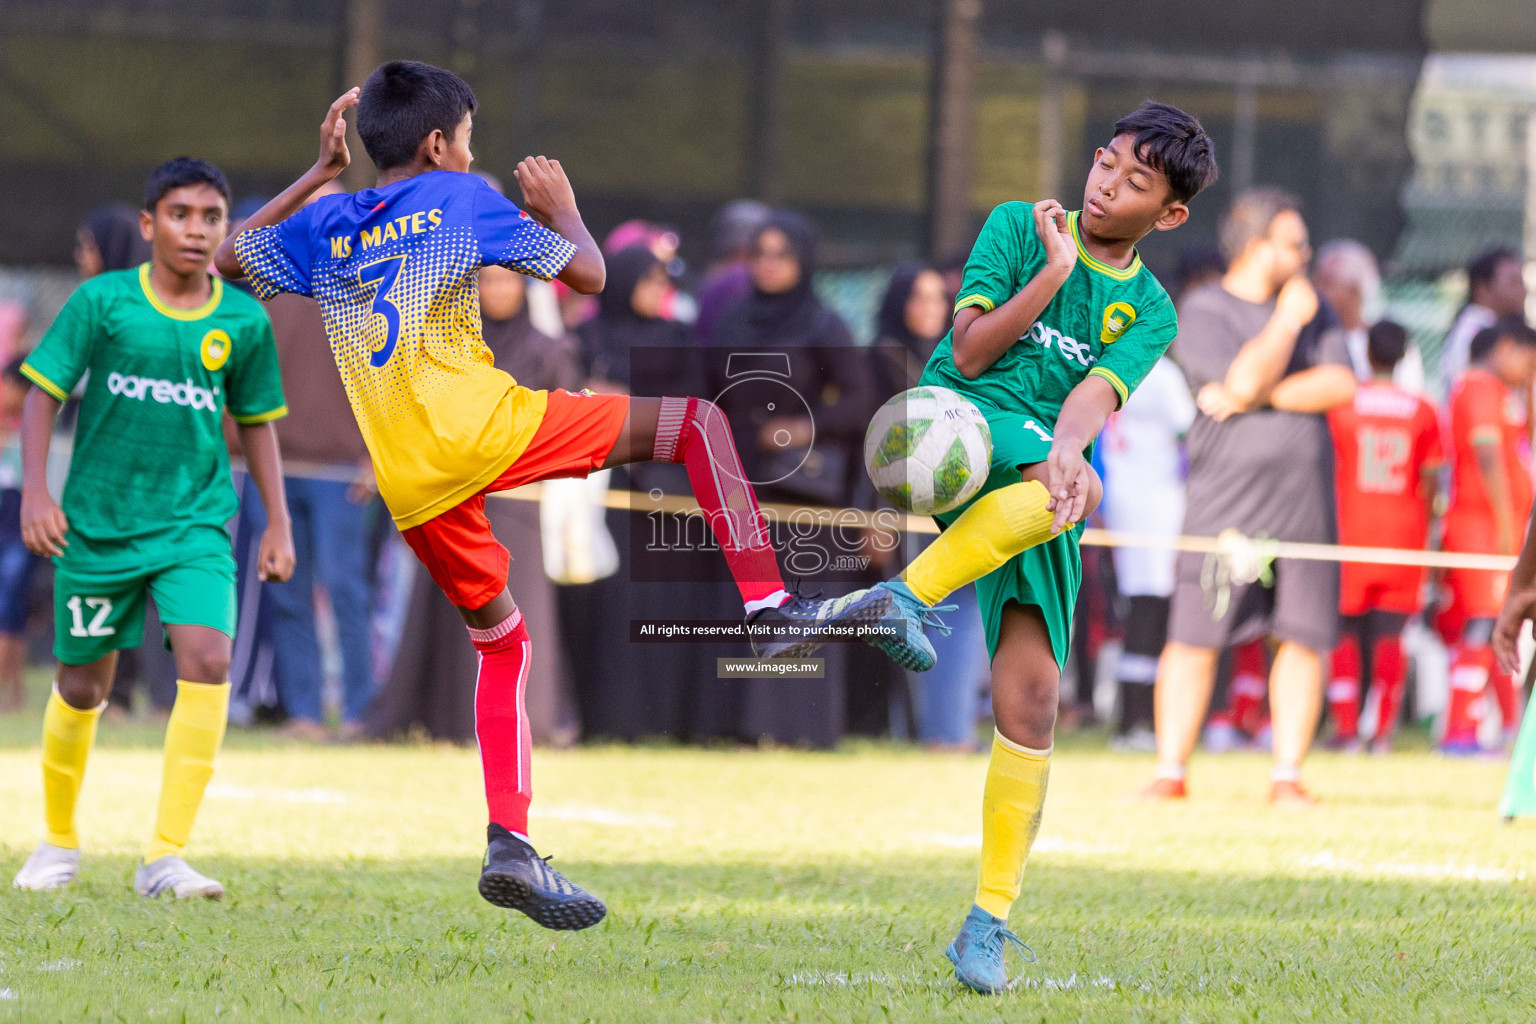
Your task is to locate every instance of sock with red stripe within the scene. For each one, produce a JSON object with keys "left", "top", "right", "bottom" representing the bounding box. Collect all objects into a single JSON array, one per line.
[
  {"left": 470, "top": 609, "right": 533, "bottom": 839},
  {"left": 1227, "top": 640, "right": 1269, "bottom": 737},
  {"left": 1327, "top": 634, "right": 1361, "bottom": 740},
  {"left": 1371, "top": 635, "right": 1408, "bottom": 741},
  {"left": 653, "top": 396, "right": 787, "bottom": 611},
  {"left": 1445, "top": 643, "right": 1492, "bottom": 746}
]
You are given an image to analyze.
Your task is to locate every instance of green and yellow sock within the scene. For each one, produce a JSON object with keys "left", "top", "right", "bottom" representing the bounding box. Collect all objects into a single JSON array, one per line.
[
  {"left": 42, "top": 686, "right": 105, "bottom": 849},
  {"left": 903, "top": 480, "right": 1057, "bottom": 606},
  {"left": 974, "top": 730, "right": 1051, "bottom": 920},
  {"left": 145, "top": 680, "right": 230, "bottom": 864}
]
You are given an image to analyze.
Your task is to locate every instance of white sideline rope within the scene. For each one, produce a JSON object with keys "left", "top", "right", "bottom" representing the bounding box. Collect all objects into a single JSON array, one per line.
[{"left": 255, "top": 457, "right": 1518, "bottom": 574}]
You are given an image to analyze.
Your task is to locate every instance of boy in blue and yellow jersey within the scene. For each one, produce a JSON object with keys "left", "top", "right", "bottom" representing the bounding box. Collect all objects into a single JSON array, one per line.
[
  {"left": 215, "top": 61, "right": 889, "bottom": 932},
  {"left": 841, "top": 104, "right": 1218, "bottom": 992}
]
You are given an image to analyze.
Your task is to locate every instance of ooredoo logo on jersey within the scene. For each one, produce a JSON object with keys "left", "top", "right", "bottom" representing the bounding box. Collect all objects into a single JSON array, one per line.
[{"left": 106, "top": 372, "right": 221, "bottom": 412}]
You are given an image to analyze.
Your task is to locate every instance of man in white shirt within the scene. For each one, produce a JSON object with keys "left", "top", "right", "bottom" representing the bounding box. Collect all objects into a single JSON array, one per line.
[
  {"left": 1313, "top": 239, "right": 1425, "bottom": 394},
  {"left": 1438, "top": 247, "right": 1527, "bottom": 396}
]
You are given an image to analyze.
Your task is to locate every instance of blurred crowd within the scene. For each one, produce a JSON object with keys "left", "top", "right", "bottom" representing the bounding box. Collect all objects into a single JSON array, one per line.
[{"left": 1, "top": 180, "right": 1531, "bottom": 766}]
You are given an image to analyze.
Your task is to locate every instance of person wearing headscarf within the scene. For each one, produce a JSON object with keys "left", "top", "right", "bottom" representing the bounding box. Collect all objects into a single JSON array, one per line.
[
  {"left": 370, "top": 266, "right": 584, "bottom": 745},
  {"left": 871, "top": 261, "right": 952, "bottom": 398},
  {"left": 694, "top": 200, "right": 771, "bottom": 346},
  {"left": 562, "top": 245, "right": 745, "bottom": 742},
  {"left": 710, "top": 211, "right": 871, "bottom": 748},
  {"left": 74, "top": 204, "right": 151, "bottom": 278}
]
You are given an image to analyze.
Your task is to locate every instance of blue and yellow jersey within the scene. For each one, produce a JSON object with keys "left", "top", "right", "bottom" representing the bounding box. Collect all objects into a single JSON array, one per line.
[{"left": 234, "top": 170, "right": 577, "bottom": 528}]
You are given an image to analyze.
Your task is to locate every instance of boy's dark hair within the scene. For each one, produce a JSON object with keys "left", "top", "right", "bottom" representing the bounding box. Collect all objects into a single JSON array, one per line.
[
  {"left": 358, "top": 60, "right": 478, "bottom": 171},
  {"left": 1366, "top": 319, "right": 1408, "bottom": 370},
  {"left": 143, "top": 157, "right": 231, "bottom": 211},
  {"left": 1468, "top": 247, "right": 1520, "bottom": 294},
  {"left": 1111, "top": 101, "right": 1219, "bottom": 204},
  {"left": 1469, "top": 317, "right": 1536, "bottom": 362},
  {"left": 1219, "top": 187, "right": 1302, "bottom": 263}
]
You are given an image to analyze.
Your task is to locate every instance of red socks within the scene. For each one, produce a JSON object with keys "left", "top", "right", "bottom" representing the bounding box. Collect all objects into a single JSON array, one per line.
[
  {"left": 654, "top": 397, "right": 787, "bottom": 610},
  {"left": 1226, "top": 640, "right": 1269, "bottom": 737},
  {"left": 1370, "top": 636, "right": 1408, "bottom": 741},
  {"left": 1445, "top": 643, "right": 1493, "bottom": 746},
  {"left": 470, "top": 609, "right": 533, "bottom": 838},
  {"left": 1328, "top": 635, "right": 1361, "bottom": 741}
]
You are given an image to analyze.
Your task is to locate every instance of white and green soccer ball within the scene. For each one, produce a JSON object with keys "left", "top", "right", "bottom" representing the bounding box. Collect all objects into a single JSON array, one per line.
[{"left": 863, "top": 386, "right": 992, "bottom": 515}]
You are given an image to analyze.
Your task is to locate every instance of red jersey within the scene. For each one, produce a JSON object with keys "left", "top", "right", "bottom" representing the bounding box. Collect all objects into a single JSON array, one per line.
[
  {"left": 1444, "top": 367, "right": 1533, "bottom": 539},
  {"left": 1329, "top": 381, "right": 1443, "bottom": 551}
]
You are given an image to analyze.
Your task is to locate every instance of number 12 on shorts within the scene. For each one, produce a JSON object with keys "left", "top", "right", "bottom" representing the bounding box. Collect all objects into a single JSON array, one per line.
[{"left": 66, "top": 596, "right": 115, "bottom": 637}]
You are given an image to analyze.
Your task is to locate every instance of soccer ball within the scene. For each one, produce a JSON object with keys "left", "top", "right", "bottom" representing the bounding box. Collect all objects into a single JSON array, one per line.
[{"left": 864, "top": 386, "right": 992, "bottom": 515}]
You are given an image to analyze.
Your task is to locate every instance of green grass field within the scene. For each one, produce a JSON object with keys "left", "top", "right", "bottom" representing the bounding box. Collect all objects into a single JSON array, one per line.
[{"left": 1, "top": 679, "right": 1534, "bottom": 1023}]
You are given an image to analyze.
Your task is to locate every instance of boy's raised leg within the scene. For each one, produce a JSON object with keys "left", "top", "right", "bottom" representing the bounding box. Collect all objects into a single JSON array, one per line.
[{"left": 605, "top": 396, "right": 893, "bottom": 659}]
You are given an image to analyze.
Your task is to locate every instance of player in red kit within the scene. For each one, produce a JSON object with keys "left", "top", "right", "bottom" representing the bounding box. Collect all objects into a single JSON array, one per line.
[
  {"left": 1439, "top": 319, "right": 1536, "bottom": 753},
  {"left": 1326, "top": 321, "right": 1443, "bottom": 752}
]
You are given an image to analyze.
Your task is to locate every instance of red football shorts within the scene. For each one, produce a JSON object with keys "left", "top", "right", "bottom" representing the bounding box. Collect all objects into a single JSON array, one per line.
[
  {"left": 402, "top": 389, "right": 630, "bottom": 609},
  {"left": 1339, "top": 561, "right": 1425, "bottom": 617},
  {"left": 1437, "top": 514, "right": 1512, "bottom": 635}
]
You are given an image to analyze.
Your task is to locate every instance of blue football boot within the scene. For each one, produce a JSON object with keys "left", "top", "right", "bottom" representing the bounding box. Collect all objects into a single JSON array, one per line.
[
  {"left": 862, "top": 580, "right": 955, "bottom": 672},
  {"left": 945, "top": 904, "right": 1036, "bottom": 994}
]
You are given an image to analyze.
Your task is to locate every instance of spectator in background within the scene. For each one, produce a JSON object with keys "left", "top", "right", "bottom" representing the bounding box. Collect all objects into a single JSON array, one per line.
[
  {"left": 869, "top": 262, "right": 983, "bottom": 750},
  {"left": 1439, "top": 319, "right": 1536, "bottom": 753},
  {"left": 694, "top": 200, "right": 770, "bottom": 346},
  {"left": 564, "top": 245, "right": 733, "bottom": 741},
  {"left": 603, "top": 220, "right": 694, "bottom": 323},
  {"left": 371, "top": 259, "right": 584, "bottom": 745},
  {"left": 1145, "top": 188, "right": 1356, "bottom": 805},
  {"left": 1325, "top": 320, "right": 1443, "bottom": 753},
  {"left": 713, "top": 210, "right": 869, "bottom": 747},
  {"left": 1439, "top": 248, "right": 1527, "bottom": 394},
  {"left": 74, "top": 203, "right": 151, "bottom": 279},
  {"left": 1102, "top": 247, "right": 1218, "bottom": 748},
  {"left": 245, "top": 181, "right": 381, "bottom": 740},
  {"left": 0, "top": 358, "right": 39, "bottom": 711},
  {"left": 1313, "top": 239, "right": 1425, "bottom": 393}
]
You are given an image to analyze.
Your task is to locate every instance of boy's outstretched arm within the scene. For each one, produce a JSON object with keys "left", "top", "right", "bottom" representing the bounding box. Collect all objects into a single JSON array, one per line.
[
  {"left": 214, "top": 88, "right": 360, "bottom": 280},
  {"left": 513, "top": 157, "right": 605, "bottom": 295},
  {"left": 1043, "top": 375, "right": 1119, "bottom": 531}
]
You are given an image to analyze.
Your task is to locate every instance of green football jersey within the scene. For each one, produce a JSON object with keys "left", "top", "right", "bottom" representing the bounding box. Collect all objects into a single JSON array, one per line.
[
  {"left": 23, "top": 264, "right": 286, "bottom": 570},
  {"left": 922, "top": 202, "right": 1177, "bottom": 424}
]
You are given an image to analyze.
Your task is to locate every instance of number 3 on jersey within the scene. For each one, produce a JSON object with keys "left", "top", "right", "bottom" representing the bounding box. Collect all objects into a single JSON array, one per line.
[
  {"left": 66, "top": 596, "right": 115, "bottom": 637},
  {"left": 359, "top": 255, "right": 408, "bottom": 367}
]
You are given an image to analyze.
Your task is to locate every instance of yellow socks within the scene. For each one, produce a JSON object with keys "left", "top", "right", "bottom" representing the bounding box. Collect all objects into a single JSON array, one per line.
[
  {"left": 903, "top": 481, "right": 1057, "bottom": 606},
  {"left": 974, "top": 730, "right": 1051, "bottom": 920},
  {"left": 145, "top": 680, "right": 230, "bottom": 864},
  {"left": 41, "top": 686, "right": 105, "bottom": 848}
]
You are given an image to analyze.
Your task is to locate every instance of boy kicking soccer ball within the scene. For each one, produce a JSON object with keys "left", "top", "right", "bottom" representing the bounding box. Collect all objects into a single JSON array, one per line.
[
  {"left": 13, "top": 158, "right": 295, "bottom": 899},
  {"left": 214, "top": 61, "right": 888, "bottom": 930},
  {"left": 845, "top": 103, "right": 1217, "bottom": 992}
]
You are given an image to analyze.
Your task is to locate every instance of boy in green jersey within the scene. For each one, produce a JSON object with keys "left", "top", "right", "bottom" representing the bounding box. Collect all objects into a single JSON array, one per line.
[
  {"left": 11, "top": 158, "right": 295, "bottom": 900},
  {"left": 862, "top": 103, "right": 1217, "bottom": 992}
]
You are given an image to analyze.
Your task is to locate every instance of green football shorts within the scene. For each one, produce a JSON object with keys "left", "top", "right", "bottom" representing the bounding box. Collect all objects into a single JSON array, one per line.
[
  {"left": 933, "top": 408, "right": 1082, "bottom": 669},
  {"left": 52, "top": 548, "right": 237, "bottom": 666}
]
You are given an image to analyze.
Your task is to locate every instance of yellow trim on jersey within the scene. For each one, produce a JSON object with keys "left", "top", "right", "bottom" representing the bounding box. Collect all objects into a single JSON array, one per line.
[
  {"left": 1088, "top": 366, "right": 1129, "bottom": 406},
  {"left": 1068, "top": 212, "right": 1142, "bottom": 281},
  {"left": 138, "top": 263, "right": 224, "bottom": 321},
  {"left": 20, "top": 363, "right": 69, "bottom": 402},
  {"left": 954, "top": 293, "right": 996, "bottom": 314},
  {"left": 232, "top": 405, "right": 289, "bottom": 425}
]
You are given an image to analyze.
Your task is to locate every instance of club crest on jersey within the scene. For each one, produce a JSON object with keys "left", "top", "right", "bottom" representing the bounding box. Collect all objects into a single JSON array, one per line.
[
  {"left": 200, "top": 329, "right": 232, "bottom": 371},
  {"left": 1100, "top": 302, "right": 1136, "bottom": 346}
]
